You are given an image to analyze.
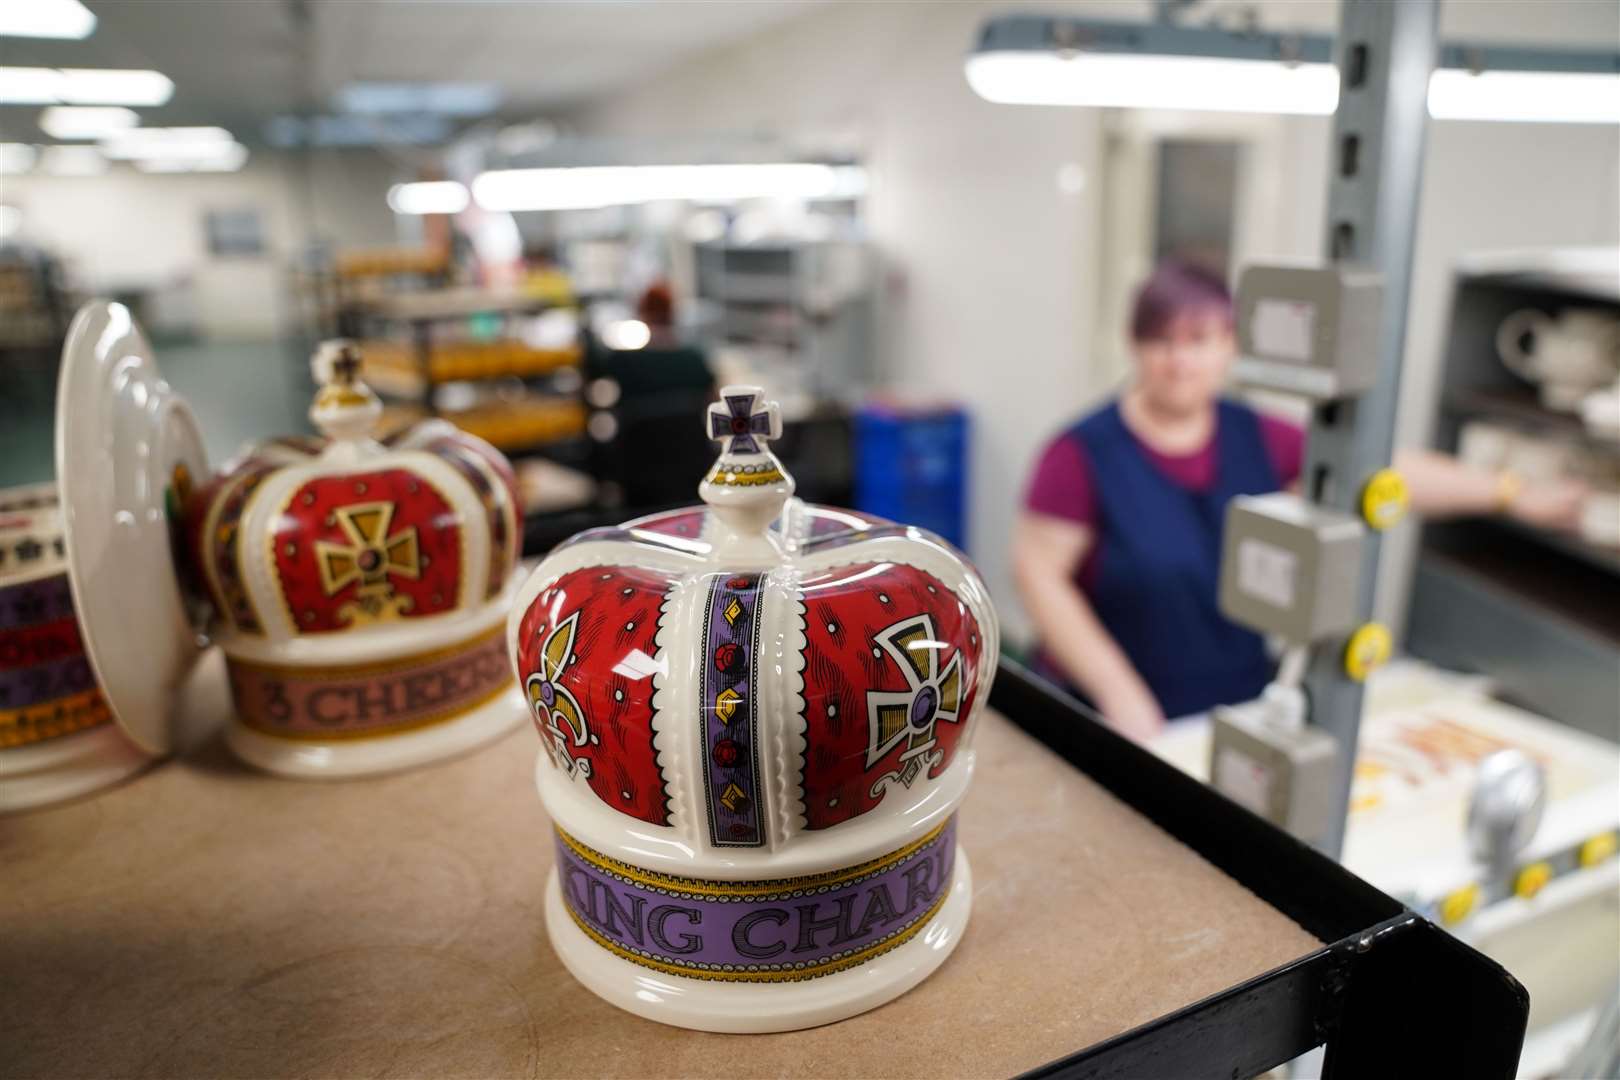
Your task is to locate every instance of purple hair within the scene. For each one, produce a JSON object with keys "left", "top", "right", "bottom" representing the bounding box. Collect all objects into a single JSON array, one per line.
[{"left": 1129, "top": 260, "right": 1233, "bottom": 342}]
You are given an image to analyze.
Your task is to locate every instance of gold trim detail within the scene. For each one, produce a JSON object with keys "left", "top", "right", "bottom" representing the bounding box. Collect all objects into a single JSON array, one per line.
[
  {"left": 0, "top": 688, "right": 113, "bottom": 748},
  {"left": 555, "top": 816, "right": 951, "bottom": 899},
  {"left": 226, "top": 620, "right": 503, "bottom": 681},
  {"left": 705, "top": 464, "right": 786, "bottom": 488}
]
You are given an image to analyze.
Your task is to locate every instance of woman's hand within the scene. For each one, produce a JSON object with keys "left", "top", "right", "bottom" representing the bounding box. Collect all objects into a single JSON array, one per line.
[
  {"left": 1507, "top": 476, "right": 1589, "bottom": 533},
  {"left": 1095, "top": 678, "right": 1167, "bottom": 743}
]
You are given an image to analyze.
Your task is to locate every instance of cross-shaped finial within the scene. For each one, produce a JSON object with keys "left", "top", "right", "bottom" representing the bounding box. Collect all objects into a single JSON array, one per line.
[
  {"left": 706, "top": 386, "right": 781, "bottom": 456},
  {"left": 330, "top": 344, "right": 362, "bottom": 386}
]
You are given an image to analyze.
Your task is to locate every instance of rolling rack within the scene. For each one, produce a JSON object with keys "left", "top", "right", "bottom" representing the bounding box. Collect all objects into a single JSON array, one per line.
[{"left": 992, "top": 660, "right": 1528, "bottom": 1079}]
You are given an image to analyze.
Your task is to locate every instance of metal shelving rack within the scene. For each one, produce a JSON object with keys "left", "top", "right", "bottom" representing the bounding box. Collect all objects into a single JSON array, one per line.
[
  {"left": 993, "top": 662, "right": 1528, "bottom": 1079},
  {"left": 1407, "top": 255, "right": 1620, "bottom": 740}
]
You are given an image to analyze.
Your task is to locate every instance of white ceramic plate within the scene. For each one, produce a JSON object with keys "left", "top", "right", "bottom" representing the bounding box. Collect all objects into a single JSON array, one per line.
[{"left": 55, "top": 301, "right": 211, "bottom": 755}]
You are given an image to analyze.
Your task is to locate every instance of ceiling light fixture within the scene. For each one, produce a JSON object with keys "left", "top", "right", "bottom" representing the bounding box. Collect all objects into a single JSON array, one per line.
[
  {"left": 0, "top": 0, "right": 96, "bottom": 40},
  {"left": 471, "top": 163, "right": 868, "bottom": 212},
  {"left": 101, "top": 126, "right": 234, "bottom": 160},
  {"left": 0, "top": 67, "right": 174, "bottom": 106},
  {"left": 966, "top": 14, "right": 1620, "bottom": 124},
  {"left": 0, "top": 143, "right": 39, "bottom": 174},
  {"left": 387, "top": 181, "right": 471, "bottom": 215},
  {"left": 133, "top": 142, "right": 249, "bottom": 174},
  {"left": 1428, "top": 69, "right": 1620, "bottom": 124},
  {"left": 40, "top": 145, "right": 108, "bottom": 176},
  {"left": 967, "top": 51, "right": 1338, "bottom": 115},
  {"left": 39, "top": 105, "right": 139, "bottom": 140},
  {"left": 337, "top": 81, "right": 502, "bottom": 116}
]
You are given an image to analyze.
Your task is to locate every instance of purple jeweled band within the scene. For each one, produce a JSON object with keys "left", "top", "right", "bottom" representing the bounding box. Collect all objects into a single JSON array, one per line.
[
  {"left": 0, "top": 575, "right": 76, "bottom": 632},
  {"left": 699, "top": 572, "right": 765, "bottom": 847},
  {"left": 554, "top": 815, "right": 957, "bottom": 982},
  {"left": 0, "top": 651, "right": 96, "bottom": 709}
]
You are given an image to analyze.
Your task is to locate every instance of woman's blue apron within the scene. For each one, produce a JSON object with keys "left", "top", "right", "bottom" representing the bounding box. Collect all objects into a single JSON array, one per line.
[{"left": 1052, "top": 399, "right": 1278, "bottom": 719}]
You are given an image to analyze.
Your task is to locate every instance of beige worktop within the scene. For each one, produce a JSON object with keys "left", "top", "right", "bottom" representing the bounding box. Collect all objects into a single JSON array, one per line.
[{"left": 3, "top": 660, "right": 1319, "bottom": 1078}]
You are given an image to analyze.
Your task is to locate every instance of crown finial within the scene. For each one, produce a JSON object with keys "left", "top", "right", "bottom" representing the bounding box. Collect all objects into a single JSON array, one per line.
[
  {"left": 700, "top": 385, "right": 794, "bottom": 555},
  {"left": 310, "top": 339, "right": 382, "bottom": 444},
  {"left": 707, "top": 388, "right": 781, "bottom": 455}
]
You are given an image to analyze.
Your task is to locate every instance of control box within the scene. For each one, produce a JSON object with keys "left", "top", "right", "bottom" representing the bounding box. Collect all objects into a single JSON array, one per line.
[
  {"left": 1211, "top": 695, "right": 1339, "bottom": 841},
  {"left": 1234, "top": 263, "right": 1382, "bottom": 401},
  {"left": 1219, "top": 492, "right": 1364, "bottom": 643}
]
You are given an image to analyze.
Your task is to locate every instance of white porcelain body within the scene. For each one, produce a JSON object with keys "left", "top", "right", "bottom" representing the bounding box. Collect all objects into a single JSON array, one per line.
[
  {"left": 0, "top": 485, "right": 151, "bottom": 813},
  {"left": 506, "top": 386, "right": 996, "bottom": 1030},
  {"left": 0, "top": 724, "right": 149, "bottom": 813}
]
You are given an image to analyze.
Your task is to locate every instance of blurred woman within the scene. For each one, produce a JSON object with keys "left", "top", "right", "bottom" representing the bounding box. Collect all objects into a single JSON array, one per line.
[{"left": 1013, "top": 260, "right": 1585, "bottom": 741}]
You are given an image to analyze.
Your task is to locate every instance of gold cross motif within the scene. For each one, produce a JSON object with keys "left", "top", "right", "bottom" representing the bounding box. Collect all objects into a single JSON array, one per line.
[{"left": 315, "top": 501, "right": 422, "bottom": 624}]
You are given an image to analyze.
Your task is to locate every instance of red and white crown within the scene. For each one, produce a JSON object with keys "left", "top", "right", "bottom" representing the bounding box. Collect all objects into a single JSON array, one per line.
[
  {"left": 507, "top": 385, "right": 998, "bottom": 1031},
  {"left": 182, "top": 341, "right": 526, "bottom": 776}
]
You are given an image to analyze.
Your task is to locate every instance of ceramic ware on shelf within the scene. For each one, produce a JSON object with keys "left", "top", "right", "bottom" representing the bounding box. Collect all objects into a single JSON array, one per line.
[
  {"left": 1580, "top": 380, "right": 1620, "bottom": 442},
  {"left": 55, "top": 301, "right": 528, "bottom": 779},
  {"left": 0, "top": 484, "right": 150, "bottom": 813},
  {"left": 1496, "top": 308, "right": 1620, "bottom": 412},
  {"left": 507, "top": 384, "right": 999, "bottom": 1033}
]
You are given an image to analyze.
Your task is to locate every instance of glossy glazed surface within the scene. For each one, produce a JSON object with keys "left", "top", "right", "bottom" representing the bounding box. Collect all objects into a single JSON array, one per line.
[
  {"left": 56, "top": 302, "right": 210, "bottom": 755},
  {"left": 505, "top": 385, "right": 998, "bottom": 1031},
  {"left": 185, "top": 423, "right": 520, "bottom": 643}
]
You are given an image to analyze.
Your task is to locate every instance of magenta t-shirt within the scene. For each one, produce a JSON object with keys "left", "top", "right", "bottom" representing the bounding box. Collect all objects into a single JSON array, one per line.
[{"left": 1025, "top": 408, "right": 1305, "bottom": 591}]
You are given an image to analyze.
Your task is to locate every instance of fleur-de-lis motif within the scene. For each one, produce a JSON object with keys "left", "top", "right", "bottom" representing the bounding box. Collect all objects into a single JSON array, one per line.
[{"left": 525, "top": 611, "right": 593, "bottom": 778}]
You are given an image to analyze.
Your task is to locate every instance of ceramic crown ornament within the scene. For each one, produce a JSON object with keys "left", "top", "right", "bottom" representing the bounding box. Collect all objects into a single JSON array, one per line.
[
  {"left": 508, "top": 385, "right": 999, "bottom": 1032},
  {"left": 178, "top": 340, "right": 528, "bottom": 778}
]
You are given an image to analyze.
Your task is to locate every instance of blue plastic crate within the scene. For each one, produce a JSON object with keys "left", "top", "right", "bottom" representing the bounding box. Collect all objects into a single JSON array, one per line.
[{"left": 853, "top": 403, "right": 969, "bottom": 551}]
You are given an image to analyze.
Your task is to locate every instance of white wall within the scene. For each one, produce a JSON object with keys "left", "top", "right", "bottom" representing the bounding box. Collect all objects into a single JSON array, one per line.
[
  {"left": 1, "top": 149, "right": 402, "bottom": 340},
  {"left": 572, "top": 0, "right": 1133, "bottom": 640},
  {"left": 576, "top": 0, "right": 1619, "bottom": 644}
]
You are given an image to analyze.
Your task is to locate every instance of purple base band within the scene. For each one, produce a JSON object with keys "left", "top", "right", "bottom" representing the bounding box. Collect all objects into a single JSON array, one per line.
[{"left": 555, "top": 816, "right": 958, "bottom": 982}]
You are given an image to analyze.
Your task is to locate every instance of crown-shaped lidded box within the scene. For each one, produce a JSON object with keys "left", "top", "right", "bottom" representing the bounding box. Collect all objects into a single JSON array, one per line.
[
  {"left": 54, "top": 302, "right": 528, "bottom": 780},
  {"left": 182, "top": 342, "right": 526, "bottom": 777},
  {"left": 508, "top": 385, "right": 999, "bottom": 1032}
]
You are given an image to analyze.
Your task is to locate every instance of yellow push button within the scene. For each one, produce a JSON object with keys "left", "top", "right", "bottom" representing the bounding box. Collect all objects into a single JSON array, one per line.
[
  {"left": 1344, "top": 623, "right": 1392, "bottom": 682},
  {"left": 1514, "top": 862, "right": 1552, "bottom": 899},
  {"left": 1361, "top": 468, "right": 1409, "bottom": 531},
  {"left": 1579, "top": 832, "right": 1618, "bottom": 868},
  {"left": 1439, "top": 883, "right": 1479, "bottom": 926}
]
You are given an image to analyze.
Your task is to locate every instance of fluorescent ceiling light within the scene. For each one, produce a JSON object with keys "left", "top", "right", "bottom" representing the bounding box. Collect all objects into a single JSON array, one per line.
[
  {"left": 40, "top": 145, "right": 108, "bottom": 176},
  {"left": 0, "top": 67, "right": 174, "bottom": 105},
  {"left": 0, "top": 143, "right": 40, "bottom": 174},
  {"left": 472, "top": 163, "right": 868, "bottom": 212},
  {"left": 39, "top": 105, "right": 138, "bottom": 140},
  {"left": 0, "top": 0, "right": 96, "bottom": 39},
  {"left": 133, "top": 143, "right": 249, "bottom": 174},
  {"left": 337, "top": 81, "right": 501, "bottom": 116},
  {"left": 1428, "top": 69, "right": 1620, "bottom": 124},
  {"left": 387, "top": 181, "right": 470, "bottom": 215},
  {"left": 102, "top": 126, "right": 234, "bottom": 160},
  {"left": 967, "top": 39, "right": 1620, "bottom": 123},
  {"left": 965, "top": 51, "right": 1339, "bottom": 115}
]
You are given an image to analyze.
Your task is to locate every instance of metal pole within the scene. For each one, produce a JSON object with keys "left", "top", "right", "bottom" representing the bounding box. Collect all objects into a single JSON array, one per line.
[{"left": 1304, "top": 0, "right": 1439, "bottom": 858}]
